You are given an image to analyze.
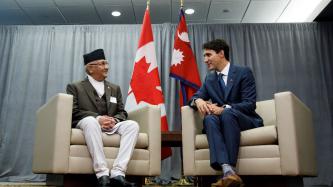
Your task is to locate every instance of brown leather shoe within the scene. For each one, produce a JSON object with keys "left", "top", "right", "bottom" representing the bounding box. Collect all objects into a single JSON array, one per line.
[
  {"left": 211, "top": 178, "right": 224, "bottom": 187},
  {"left": 222, "top": 174, "right": 244, "bottom": 187}
]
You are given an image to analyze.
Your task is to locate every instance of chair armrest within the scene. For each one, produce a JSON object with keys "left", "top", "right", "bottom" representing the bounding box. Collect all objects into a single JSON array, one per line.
[
  {"left": 128, "top": 105, "right": 161, "bottom": 175},
  {"left": 32, "top": 93, "right": 73, "bottom": 173},
  {"left": 181, "top": 106, "right": 202, "bottom": 175},
  {"left": 275, "top": 91, "right": 317, "bottom": 176}
]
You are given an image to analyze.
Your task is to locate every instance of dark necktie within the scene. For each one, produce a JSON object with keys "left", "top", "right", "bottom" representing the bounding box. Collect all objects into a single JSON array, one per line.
[{"left": 218, "top": 73, "right": 226, "bottom": 91}]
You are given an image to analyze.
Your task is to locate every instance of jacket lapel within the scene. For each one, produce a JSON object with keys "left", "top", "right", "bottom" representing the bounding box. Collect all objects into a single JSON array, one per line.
[
  {"left": 224, "top": 64, "right": 235, "bottom": 100},
  {"left": 82, "top": 78, "right": 99, "bottom": 110}
]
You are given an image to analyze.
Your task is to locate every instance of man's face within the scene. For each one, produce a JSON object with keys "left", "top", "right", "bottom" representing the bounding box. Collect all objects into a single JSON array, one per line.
[
  {"left": 203, "top": 49, "right": 223, "bottom": 71},
  {"left": 87, "top": 59, "right": 109, "bottom": 81}
]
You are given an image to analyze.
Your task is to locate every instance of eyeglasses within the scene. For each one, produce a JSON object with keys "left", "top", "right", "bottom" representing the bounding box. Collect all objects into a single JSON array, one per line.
[{"left": 88, "top": 60, "right": 108, "bottom": 66}]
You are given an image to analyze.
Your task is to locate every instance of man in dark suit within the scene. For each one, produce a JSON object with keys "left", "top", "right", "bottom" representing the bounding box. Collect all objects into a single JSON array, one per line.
[
  {"left": 189, "top": 39, "right": 263, "bottom": 187},
  {"left": 67, "top": 49, "right": 138, "bottom": 187}
]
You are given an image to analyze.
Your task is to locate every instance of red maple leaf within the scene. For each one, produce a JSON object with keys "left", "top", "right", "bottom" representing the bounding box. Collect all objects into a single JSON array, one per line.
[{"left": 130, "top": 56, "right": 164, "bottom": 105}]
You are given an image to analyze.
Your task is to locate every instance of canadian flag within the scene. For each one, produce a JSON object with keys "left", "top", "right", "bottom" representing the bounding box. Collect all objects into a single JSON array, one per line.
[
  {"left": 125, "top": 8, "right": 172, "bottom": 159},
  {"left": 170, "top": 8, "right": 201, "bottom": 106}
]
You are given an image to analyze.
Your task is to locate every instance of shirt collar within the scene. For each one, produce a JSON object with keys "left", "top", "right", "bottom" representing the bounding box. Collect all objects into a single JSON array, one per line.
[
  {"left": 87, "top": 75, "right": 104, "bottom": 85},
  {"left": 216, "top": 62, "right": 230, "bottom": 76}
]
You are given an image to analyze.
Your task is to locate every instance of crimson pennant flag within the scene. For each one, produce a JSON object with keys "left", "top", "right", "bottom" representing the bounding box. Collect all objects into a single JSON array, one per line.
[
  {"left": 125, "top": 8, "right": 172, "bottom": 159},
  {"left": 170, "top": 8, "right": 201, "bottom": 106}
]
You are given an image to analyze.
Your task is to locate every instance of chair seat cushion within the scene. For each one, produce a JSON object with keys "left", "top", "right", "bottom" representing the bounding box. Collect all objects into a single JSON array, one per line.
[
  {"left": 195, "top": 125, "right": 277, "bottom": 149},
  {"left": 195, "top": 145, "right": 280, "bottom": 160},
  {"left": 71, "top": 129, "right": 148, "bottom": 149}
]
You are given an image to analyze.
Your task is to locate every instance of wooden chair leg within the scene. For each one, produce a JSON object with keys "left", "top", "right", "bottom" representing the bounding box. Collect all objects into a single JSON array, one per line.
[
  {"left": 193, "top": 175, "right": 303, "bottom": 187},
  {"left": 46, "top": 174, "right": 146, "bottom": 187},
  {"left": 242, "top": 176, "right": 304, "bottom": 187},
  {"left": 64, "top": 174, "right": 96, "bottom": 187},
  {"left": 46, "top": 174, "right": 64, "bottom": 187},
  {"left": 195, "top": 176, "right": 217, "bottom": 187},
  {"left": 126, "top": 176, "right": 144, "bottom": 187}
]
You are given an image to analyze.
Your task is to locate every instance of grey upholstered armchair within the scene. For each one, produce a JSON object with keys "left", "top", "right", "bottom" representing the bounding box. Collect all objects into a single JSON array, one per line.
[
  {"left": 182, "top": 91, "right": 317, "bottom": 177},
  {"left": 32, "top": 93, "right": 161, "bottom": 181}
]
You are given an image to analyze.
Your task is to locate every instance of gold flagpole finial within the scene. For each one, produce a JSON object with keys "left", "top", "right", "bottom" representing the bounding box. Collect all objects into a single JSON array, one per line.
[
  {"left": 147, "top": 0, "right": 150, "bottom": 9},
  {"left": 180, "top": 0, "right": 184, "bottom": 8}
]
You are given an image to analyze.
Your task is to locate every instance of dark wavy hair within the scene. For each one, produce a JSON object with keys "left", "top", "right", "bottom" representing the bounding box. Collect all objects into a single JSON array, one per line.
[{"left": 203, "top": 39, "right": 230, "bottom": 61}]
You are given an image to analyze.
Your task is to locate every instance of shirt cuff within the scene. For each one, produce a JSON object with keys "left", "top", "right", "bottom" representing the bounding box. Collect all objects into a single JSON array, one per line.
[
  {"left": 190, "top": 99, "right": 197, "bottom": 107},
  {"left": 222, "top": 104, "right": 232, "bottom": 109}
]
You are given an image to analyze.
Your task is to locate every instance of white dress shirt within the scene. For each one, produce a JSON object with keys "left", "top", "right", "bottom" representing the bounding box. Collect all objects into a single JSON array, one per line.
[
  {"left": 217, "top": 62, "right": 231, "bottom": 109},
  {"left": 216, "top": 62, "right": 230, "bottom": 86},
  {"left": 88, "top": 75, "right": 105, "bottom": 98}
]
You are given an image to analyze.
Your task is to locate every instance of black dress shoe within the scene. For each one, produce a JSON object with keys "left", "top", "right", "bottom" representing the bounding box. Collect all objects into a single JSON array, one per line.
[
  {"left": 97, "top": 175, "right": 110, "bottom": 187},
  {"left": 110, "top": 175, "right": 137, "bottom": 187}
]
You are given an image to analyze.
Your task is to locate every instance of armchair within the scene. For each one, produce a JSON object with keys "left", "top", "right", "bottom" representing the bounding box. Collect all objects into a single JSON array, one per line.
[
  {"left": 182, "top": 91, "right": 317, "bottom": 177},
  {"left": 32, "top": 93, "right": 161, "bottom": 180}
]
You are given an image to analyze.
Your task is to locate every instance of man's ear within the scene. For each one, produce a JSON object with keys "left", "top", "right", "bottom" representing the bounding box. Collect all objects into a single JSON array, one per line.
[
  {"left": 86, "top": 66, "right": 93, "bottom": 75},
  {"left": 89, "top": 67, "right": 94, "bottom": 75},
  {"left": 218, "top": 50, "right": 225, "bottom": 58}
]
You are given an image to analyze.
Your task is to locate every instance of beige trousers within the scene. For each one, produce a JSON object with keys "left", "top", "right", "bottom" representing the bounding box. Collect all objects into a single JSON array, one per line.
[{"left": 77, "top": 116, "right": 139, "bottom": 178}]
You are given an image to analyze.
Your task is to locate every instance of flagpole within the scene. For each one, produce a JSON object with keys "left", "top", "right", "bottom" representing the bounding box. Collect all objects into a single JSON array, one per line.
[
  {"left": 147, "top": 0, "right": 150, "bottom": 10},
  {"left": 170, "top": 1, "right": 201, "bottom": 185}
]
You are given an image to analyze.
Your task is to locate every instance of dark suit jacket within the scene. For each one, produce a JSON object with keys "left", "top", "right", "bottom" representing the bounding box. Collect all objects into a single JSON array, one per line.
[
  {"left": 190, "top": 63, "right": 263, "bottom": 127},
  {"left": 66, "top": 78, "right": 128, "bottom": 128}
]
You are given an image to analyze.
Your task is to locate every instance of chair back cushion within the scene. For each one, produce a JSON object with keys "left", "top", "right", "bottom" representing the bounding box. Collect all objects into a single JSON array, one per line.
[{"left": 256, "top": 100, "right": 276, "bottom": 126}]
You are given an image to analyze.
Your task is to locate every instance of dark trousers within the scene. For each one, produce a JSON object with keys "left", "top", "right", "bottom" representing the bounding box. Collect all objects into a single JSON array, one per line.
[{"left": 203, "top": 108, "right": 256, "bottom": 170}]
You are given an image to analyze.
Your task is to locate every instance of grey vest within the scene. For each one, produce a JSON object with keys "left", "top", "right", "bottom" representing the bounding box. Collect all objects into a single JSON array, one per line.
[{"left": 94, "top": 93, "right": 108, "bottom": 115}]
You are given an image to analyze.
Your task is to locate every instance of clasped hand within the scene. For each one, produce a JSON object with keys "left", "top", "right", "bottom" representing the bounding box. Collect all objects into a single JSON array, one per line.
[
  {"left": 98, "top": 115, "right": 117, "bottom": 131},
  {"left": 195, "top": 98, "right": 224, "bottom": 116}
]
